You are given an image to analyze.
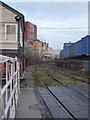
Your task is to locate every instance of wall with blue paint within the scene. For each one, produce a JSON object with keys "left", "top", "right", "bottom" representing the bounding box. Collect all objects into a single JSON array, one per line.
[{"left": 24, "top": 41, "right": 28, "bottom": 48}]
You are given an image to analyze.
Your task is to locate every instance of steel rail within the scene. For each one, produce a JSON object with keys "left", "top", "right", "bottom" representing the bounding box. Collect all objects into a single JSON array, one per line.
[
  {"left": 40, "top": 65, "right": 89, "bottom": 99},
  {"left": 52, "top": 64, "right": 89, "bottom": 84},
  {"left": 48, "top": 73, "right": 89, "bottom": 99},
  {"left": 41, "top": 63, "right": 89, "bottom": 84},
  {"left": 36, "top": 73, "right": 77, "bottom": 120}
]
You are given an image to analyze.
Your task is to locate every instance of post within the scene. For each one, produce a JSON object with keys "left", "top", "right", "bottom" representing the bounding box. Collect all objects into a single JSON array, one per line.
[
  {"left": 12, "top": 62, "right": 15, "bottom": 112},
  {"left": 18, "top": 61, "right": 20, "bottom": 93},
  {"left": 6, "top": 62, "right": 8, "bottom": 106},
  {"left": 10, "top": 63, "right": 13, "bottom": 117},
  {"left": 16, "top": 59, "right": 18, "bottom": 106}
]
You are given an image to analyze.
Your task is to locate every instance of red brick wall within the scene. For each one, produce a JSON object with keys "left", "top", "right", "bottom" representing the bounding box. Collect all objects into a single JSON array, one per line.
[
  {"left": 24, "top": 21, "right": 37, "bottom": 42},
  {"left": 24, "top": 21, "right": 30, "bottom": 41}
]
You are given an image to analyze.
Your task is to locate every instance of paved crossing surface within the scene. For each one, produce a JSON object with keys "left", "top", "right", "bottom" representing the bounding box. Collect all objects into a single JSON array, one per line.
[{"left": 38, "top": 86, "right": 88, "bottom": 119}]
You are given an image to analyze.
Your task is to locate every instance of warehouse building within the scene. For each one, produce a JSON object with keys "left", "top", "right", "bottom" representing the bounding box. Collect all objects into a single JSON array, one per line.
[{"left": 60, "top": 35, "right": 90, "bottom": 73}]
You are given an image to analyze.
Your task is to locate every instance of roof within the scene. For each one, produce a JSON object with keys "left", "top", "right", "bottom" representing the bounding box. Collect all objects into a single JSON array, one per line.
[
  {"left": 0, "top": 1, "right": 25, "bottom": 31},
  {"left": 25, "top": 21, "right": 37, "bottom": 27}
]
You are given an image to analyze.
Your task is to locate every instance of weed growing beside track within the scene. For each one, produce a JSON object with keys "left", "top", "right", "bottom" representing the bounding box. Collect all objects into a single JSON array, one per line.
[
  {"left": 25, "top": 63, "right": 88, "bottom": 89},
  {"left": 25, "top": 65, "right": 63, "bottom": 87},
  {"left": 37, "top": 69, "right": 63, "bottom": 86}
]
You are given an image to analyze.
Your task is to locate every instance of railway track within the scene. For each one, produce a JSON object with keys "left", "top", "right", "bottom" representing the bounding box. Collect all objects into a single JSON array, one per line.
[
  {"left": 50, "top": 64, "right": 89, "bottom": 84},
  {"left": 56, "top": 70, "right": 89, "bottom": 84},
  {"left": 36, "top": 73, "right": 77, "bottom": 120},
  {"left": 37, "top": 65, "right": 89, "bottom": 99},
  {"left": 48, "top": 73, "right": 89, "bottom": 99},
  {"left": 38, "top": 64, "right": 89, "bottom": 98},
  {"left": 35, "top": 64, "right": 88, "bottom": 119}
]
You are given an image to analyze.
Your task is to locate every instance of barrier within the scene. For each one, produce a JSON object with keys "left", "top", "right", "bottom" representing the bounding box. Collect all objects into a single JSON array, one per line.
[{"left": 0, "top": 55, "right": 20, "bottom": 119}]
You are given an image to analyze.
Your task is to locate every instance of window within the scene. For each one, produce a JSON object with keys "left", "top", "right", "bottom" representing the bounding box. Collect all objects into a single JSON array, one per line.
[
  {"left": 30, "top": 34, "right": 34, "bottom": 40},
  {"left": 5, "top": 24, "right": 17, "bottom": 42},
  {"left": 30, "top": 34, "right": 32, "bottom": 39},
  {"left": 30, "top": 24, "right": 34, "bottom": 32}
]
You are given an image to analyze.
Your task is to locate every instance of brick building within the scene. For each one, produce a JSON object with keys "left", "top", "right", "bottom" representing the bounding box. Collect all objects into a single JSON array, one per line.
[
  {"left": 24, "top": 21, "right": 37, "bottom": 50},
  {"left": 24, "top": 21, "right": 48, "bottom": 54}
]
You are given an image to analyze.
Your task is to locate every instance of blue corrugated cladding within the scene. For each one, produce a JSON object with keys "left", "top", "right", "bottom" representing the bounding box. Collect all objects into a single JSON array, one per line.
[
  {"left": 63, "top": 46, "right": 69, "bottom": 59},
  {"left": 81, "top": 36, "right": 88, "bottom": 55},
  {"left": 74, "top": 39, "right": 82, "bottom": 56},
  {"left": 73, "top": 35, "right": 89, "bottom": 56},
  {"left": 60, "top": 35, "right": 90, "bottom": 60},
  {"left": 88, "top": 35, "right": 90, "bottom": 54}
]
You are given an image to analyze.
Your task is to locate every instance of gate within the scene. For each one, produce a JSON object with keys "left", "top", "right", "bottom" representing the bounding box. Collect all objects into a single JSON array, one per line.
[{"left": 0, "top": 55, "right": 20, "bottom": 119}]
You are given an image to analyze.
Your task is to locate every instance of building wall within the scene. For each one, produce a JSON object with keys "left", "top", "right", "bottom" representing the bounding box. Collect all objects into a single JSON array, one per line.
[
  {"left": 0, "top": 4, "right": 18, "bottom": 50},
  {"left": 24, "top": 21, "right": 48, "bottom": 54},
  {"left": 24, "top": 21, "right": 29, "bottom": 41},
  {"left": 0, "top": 5, "right": 16, "bottom": 22},
  {"left": 0, "top": 43, "right": 18, "bottom": 49},
  {"left": 24, "top": 21, "right": 37, "bottom": 42},
  {"left": 0, "top": 2, "right": 25, "bottom": 78},
  {"left": 34, "top": 40, "right": 48, "bottom": 54},
  {"left": 0, "top": 4, "right": 24, "bottom": 50}
]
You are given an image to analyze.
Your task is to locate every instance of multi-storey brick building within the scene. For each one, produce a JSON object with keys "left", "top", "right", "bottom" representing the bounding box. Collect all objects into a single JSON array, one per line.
[
  {"left": 24, "top": 21, "right": 37, "bottom": 50},
  {"left": 24, "top": 21, "right": 48, "bottom": 55}
]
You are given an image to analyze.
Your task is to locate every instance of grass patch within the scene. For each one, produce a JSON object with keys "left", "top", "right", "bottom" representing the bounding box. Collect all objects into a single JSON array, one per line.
[
  {"left": 66, "top": 81, "right": 77, "bottom": 86},
  {"left": 25, "top": 64, "right": 88, "bottom": 88},
  {"left": 25, "top": 65, "right": 43, "bottom": 87},
  {"left": 34, "top": 79, "right": 42, "bottom": 87},
  {"left": 33, "top": 74, "right": 42, "bottom": 87},
  {"left": 25, "top": 65, "right": 64, "bottom": 87},
  {"left": 37, "top": 69, "right": 63, "bottom": 87},
  {"left": 25, "top": 65, "right": 36, "bottom": 73}
]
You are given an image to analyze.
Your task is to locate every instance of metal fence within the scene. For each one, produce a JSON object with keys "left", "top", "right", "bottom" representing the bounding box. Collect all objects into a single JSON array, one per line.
[{"left": 0, "top": 55, "right": 20, "bottom": 119}]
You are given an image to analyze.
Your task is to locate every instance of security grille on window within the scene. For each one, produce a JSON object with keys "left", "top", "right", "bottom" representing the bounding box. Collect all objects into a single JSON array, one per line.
[{"left": 5, "top": 24, "right": 17, "bottom": 42}]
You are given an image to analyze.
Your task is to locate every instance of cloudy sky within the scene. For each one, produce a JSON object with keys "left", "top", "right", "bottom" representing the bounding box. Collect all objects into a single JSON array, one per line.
[{"left": 4, "top": 1, "right": 88, "bottom": 49}]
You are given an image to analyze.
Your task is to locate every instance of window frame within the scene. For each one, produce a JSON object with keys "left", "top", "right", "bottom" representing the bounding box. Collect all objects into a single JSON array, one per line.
[{"left": 5, "top": 23, "right": 17, "bottom": 42}]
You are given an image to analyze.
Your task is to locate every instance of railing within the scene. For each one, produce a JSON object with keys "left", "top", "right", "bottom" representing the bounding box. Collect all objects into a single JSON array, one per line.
[{"left": 0, "top": 55, "right": 20, "bottom": 119}]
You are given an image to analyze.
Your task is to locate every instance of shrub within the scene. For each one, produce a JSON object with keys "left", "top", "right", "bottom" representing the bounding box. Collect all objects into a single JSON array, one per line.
[{"left": 25, "top": 48, "right": 43, "bottom": 66}]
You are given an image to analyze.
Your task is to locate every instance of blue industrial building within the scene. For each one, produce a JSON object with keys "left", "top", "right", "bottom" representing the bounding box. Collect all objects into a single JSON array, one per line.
[{"left": 60, "top": 35, "right": 90, "bottom": 72}]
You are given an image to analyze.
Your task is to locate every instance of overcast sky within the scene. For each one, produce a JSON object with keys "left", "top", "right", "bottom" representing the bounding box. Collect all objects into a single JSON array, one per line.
[{"left": 4, "top": 2, "right": 88, "bottom": 49}]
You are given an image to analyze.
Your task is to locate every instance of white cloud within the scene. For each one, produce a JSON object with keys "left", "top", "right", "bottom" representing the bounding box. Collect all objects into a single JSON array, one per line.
[{"left": 1, "top": 1, "right": 88, "bottom": 49}]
